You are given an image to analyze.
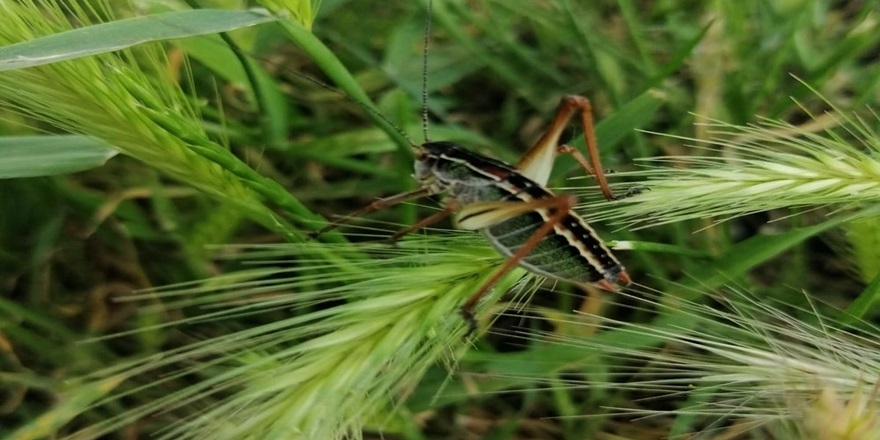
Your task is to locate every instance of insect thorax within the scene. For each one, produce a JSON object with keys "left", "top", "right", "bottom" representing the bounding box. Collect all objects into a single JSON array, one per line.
[{"left": 415, "top": 141, "right": 517, "bottom": 203}]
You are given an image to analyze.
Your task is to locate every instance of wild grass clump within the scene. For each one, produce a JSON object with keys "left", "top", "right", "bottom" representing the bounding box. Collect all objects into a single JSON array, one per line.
[
  {"left": 72, "top": 234, "right": 532, "bottom": 439},
  {"left": 2, "top": 0, "right": 880, "bottom": 439},
  {"left": 518, "top": 288, "right": 880, "bottom": 438}
]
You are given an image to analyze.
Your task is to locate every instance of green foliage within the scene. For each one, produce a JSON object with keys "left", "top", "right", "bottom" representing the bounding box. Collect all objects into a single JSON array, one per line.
[
  {"left": 1, "top": 0, "right": 879, "bottom": 439},
  {"left": 0, "top": 136, "right": 116, "bottom": 178},
  {"left": 0, "top": 9, "right": 280, "bottom": 71}
]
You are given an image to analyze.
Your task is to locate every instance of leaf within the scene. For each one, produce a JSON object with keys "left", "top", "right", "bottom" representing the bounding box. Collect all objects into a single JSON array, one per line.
[
  {"left": 595, "top": 88, "right": 665, "bottom": 151},
  {"left": 0, "top": 135, "right": 117, "bottom": 178},
  {"left": 674, "top": 215, "right": 852, "bottom": 298},
  {"left": 844, "top": 269, "right": 880, "bottom": 322},
  {"left": 0, "top": 9, "right": 280, "bottom": 71}
]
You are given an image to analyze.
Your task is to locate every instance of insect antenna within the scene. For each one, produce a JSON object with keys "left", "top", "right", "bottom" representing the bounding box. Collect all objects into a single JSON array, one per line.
[{"left": 421, "top": 0, "right": 433, "bottom": 143}]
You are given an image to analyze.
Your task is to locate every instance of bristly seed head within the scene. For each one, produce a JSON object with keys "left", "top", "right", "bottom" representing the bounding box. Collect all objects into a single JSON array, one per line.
[{"left": 580, "top": 111, "right": 880, "bottom": 229}]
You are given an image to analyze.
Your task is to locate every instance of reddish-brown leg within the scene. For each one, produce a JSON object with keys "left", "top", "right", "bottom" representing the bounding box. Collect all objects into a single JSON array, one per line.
[
  {"left": 559, "top": 144, "right": 643, "bottom": 201},
  {"left": 386, "top": 200, "right": 458, "bottom": 243},
  {"left": 517, "top": 96, "right": 617, "bottom": 200},
  {"left": 460, "top": 194, "right": 576, "bottom": 334},
  {"left": 309, "top": 187, "right": 432, "bottom": 239},
  {"left": 557, "top": 144, "right": 614, "bottom": 201},
  {"left": 571, "top": 96, "right": 616, "bottom": 201}
]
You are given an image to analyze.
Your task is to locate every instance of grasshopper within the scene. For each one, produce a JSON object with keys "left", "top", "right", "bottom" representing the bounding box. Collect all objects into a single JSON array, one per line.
[{"left": 311, "top": 2, "right": 632, "bottom": 330}]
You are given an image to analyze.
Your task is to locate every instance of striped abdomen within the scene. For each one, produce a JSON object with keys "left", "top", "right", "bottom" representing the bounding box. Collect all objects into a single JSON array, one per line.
[
  {"left": 482, "top": 207, "right": 625, "bottom": 286},
  {"left": 480, "top": 172, "right": 625, "bottom": 286}
]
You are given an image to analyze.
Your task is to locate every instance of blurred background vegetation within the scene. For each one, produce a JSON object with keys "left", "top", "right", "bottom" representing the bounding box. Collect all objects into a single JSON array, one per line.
[{"left": 2, "top": 0, "right": 880, "bottom": 438}]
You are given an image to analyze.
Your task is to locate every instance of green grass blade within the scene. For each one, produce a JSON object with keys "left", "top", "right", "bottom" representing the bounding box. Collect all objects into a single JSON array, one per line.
[
  {"left": 0, "top": 135, "right": 117, "bottom": 178},
  {"left": 276, "top": 18, "right": 415, "bottom": 162},
  {"left": 595, "top": 89, "right": 665, "bottom": 153},
  {"left": 675, "top": 209, "right": 875, "bottom": 299},
  {"left": 0, "top": 9, "right": 280, "bottom": 71},
  {"left": 843, "top": 269, "right": 880, "bottom": 322}
]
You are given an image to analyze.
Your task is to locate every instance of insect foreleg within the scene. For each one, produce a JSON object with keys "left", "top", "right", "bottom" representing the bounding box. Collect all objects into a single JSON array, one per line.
[
  {"left": 386, "top": 199, "right": 459, "bottom": 243},
  {"left": 309, "top": 187, "right": 433, "bottom": 239}
]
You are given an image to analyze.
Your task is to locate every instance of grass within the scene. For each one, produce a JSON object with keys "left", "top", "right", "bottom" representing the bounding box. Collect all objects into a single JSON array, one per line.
[{"left": 1, "top": 0, "right": 880, "bottom": 438}]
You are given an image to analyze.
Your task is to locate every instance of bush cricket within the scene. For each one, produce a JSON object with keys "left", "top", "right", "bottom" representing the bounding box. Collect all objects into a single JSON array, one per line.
[{"left": 311, "top": 1, "right": 632, "bottom": 332}]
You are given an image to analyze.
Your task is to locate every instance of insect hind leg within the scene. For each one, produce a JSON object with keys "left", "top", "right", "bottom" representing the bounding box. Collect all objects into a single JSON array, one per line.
[
  {"left": 558, "top": 143, "right": 644, "bottom": 201},
  {"left": 460, "top": 194, "right": 576, "bottom": 335},
  {"left": 517, "top": 95, "right": 621, "bottom": 201}
]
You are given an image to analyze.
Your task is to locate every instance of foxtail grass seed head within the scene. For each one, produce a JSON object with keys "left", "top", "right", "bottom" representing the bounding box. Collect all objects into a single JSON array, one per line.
[
  {"left": 254, "top": 0, "right": 319, "bottom": 29},
  {"left": 0, "top": 1, "right": 315, "bottom": 237},
  {"left": 582, "top": 111, "right": 880, "bottom": 229},
  {"left": 79, "top": 235, "right": 532, "bottom": 439},
  {"left": 517, "top": 288, "right": 880, "bottom": 438},
  {"left": 798, "top": 385, "right": 880, "bottom": 440}
]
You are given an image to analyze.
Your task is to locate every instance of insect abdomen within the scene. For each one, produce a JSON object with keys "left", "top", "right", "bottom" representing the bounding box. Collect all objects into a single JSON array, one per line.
[{"left": 482, "top": 211, "right": 623, "bottom": 286}]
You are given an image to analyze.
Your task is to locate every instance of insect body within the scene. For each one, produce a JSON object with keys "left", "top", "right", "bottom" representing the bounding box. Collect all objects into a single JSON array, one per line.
[
  {"left": 315, "top": 94, "right": 632, "bottom": 329},
  {"left": 416, "top": 141, "right": 628, "bottom": 289}
]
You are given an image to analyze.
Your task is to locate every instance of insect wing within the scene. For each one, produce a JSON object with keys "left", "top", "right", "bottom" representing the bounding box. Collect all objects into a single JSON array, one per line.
[{"left": 455, "top": 200, "right": 544, "bottom": 230}]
